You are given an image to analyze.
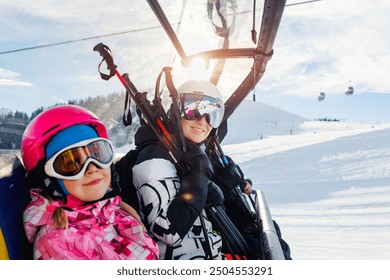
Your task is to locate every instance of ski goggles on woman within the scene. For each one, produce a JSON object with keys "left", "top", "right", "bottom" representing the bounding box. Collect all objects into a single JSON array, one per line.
[
  {"left": 44, "top": 138, "right": 114, "bottom": 180},
  {"left": 181, "top": 93, "right": 224, "bottom": 128}
]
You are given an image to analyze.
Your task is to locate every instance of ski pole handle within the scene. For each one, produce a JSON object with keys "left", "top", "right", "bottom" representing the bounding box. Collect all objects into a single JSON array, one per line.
[
  {"left": 93, "top": 43, "right": 117, "bottom": 81},
  {"left": 93, "top": 43, "right": 140, "bottom": 97}
]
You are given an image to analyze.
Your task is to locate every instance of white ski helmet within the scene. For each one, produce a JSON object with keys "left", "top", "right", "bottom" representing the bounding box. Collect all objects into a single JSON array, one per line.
[{"left": 177, "top": 80, "right": 225, "bottom": 128}]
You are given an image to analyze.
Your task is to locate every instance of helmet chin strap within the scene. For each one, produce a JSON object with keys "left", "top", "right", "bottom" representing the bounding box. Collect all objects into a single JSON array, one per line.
[
  {"left": 26, "top": 159, "right": 68, "bottom": 202},
  {"left": 42, "top": 177, "right": 67, "bottom": 202},
  {"left": 57, "top": 179, "right": 69, "bottom": 196},
  {"left": 107, "top": 163, "right": 121, "bottom": 196}
]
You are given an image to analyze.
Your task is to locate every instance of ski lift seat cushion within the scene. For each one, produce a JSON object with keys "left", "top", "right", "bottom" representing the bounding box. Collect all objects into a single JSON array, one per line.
[{"left": 0, "top": 151, "right": 32, "bottom": 259}]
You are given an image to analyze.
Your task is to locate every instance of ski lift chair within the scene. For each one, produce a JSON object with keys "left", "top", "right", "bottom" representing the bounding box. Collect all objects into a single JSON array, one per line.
[
  {"left": 0, "top": 151, "right": 32, "bottom": 259},
  {"left": 318, "top": 92, "right": 325, "bottom": 101},
  {"left": 345, "top": 86, "right": 354, "bottom": 96}
]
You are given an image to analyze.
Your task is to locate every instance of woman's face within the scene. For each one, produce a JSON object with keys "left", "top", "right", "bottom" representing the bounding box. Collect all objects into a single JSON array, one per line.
[
  {"left": 181, "top": 115, "right": 212, "bottom": 143},
  {"left": 63, "top": 163, "right": 111, "bottom": 202}
]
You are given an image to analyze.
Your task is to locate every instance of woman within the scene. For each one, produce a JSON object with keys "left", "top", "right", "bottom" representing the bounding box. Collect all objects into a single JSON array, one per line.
[{"left": 131, "top": 80, "right": 252, "bottom": 259}]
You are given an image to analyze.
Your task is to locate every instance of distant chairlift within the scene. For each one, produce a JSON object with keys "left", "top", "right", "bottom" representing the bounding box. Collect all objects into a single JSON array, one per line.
[
  {"left": 345, "top": 80, "right": 354, "bottom": 96},
  {"left": 345, "top": 86, "right": 354, "bottom": 96},
  {"left": 318, "top": 92, "right": 325, "bottom": 101}
]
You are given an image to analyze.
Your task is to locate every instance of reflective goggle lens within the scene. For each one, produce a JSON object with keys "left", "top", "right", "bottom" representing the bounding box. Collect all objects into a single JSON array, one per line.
[
  {"left": 45, "top": 138, "right": 114, "bottom": 180},
  {"left": 181, "top": 93, "right": 224, "bottom": 128}
]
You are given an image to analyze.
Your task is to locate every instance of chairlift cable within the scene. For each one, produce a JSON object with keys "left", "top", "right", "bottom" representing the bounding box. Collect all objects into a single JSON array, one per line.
[
  {"left": 0, "top": 26, "right": 161, "bottom": 55},
  {"left": 286, "top": 0, "right": 322, "bottom": 7}
]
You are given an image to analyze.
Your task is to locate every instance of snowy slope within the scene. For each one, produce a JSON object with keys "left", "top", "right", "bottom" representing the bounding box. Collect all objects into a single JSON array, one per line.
[
  {"left": 222, "top": 100, "right": 308, "bottom": 144},
  {"left": 221, "top": 102, "right": 390, "bottom": 260}
]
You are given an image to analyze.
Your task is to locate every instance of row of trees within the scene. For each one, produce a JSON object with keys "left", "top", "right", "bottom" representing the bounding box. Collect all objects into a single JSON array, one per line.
[
  {"left": 315, "top": 117, "right": 341, "bottom": 122},
  {"left": 1, "top": 111, "right": 29, "bottom": 120},
  {"left": 1, "top": 100, "right": 80, "bottom": 122}
]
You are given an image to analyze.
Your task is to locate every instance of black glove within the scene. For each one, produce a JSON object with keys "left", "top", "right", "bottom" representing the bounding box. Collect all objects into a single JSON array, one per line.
[
  {"left": 212, "top": 156, "right": 246, "bottom": 192},
  {"left": 205, "top": 182, "right": 224, "bottom": 208},
  {"left": 176, "top": 141, "right": 213, "bottom": 204},
  {"left": 176, "top": 141, "right": 214, "bottom": 179},
  {"left": 167, "top": 142, "right": 213, "bottom": 238}
]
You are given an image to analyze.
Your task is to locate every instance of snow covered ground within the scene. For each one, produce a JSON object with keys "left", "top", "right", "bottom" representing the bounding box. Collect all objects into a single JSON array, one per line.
[{"left": 221, "top": 102, "right": 390, "bottom": 260}]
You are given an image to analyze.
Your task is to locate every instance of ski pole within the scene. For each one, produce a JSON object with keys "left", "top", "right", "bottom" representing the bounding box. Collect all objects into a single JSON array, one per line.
[
  {"left": 93, "top": 43, "right": 181, "bottom": 165},
  {"left": 213, "top": 137, "right": 229, "bottom": 166},
  {"left": 205, "top": 135, "right": 226, "bottom": 167}
]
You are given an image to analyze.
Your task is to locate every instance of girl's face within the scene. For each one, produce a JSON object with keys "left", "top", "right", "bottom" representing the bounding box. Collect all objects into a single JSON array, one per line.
[
  {"left": 62, "top": 163, "right": 111, "bottom": 202},
  {"left": 181, "top": 115, "right": 212, "bottom": 144}
]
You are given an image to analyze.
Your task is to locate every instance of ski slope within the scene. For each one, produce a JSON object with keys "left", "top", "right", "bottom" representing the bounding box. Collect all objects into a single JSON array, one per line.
[{"left": 221, "top": 101, "right": 390, "bottom": 260}]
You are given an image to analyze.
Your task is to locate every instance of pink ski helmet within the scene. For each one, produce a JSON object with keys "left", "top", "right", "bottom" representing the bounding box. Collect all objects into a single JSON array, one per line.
[{"left": 21, "top": 105, "right": 108, "bottom": 172}]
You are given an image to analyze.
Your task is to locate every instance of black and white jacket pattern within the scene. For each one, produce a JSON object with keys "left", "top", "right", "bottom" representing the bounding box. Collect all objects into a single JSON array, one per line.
[{"left": 132, "top": 128, "right": 222, "bottom": 260}]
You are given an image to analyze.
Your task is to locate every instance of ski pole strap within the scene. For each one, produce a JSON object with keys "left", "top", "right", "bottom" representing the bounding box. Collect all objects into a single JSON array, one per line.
[
  {"left": 121, "top": 73, "right": 133, "bottom": 126},
  {"left": 93, "top": 43, "right": 117, "bottom": 81}
]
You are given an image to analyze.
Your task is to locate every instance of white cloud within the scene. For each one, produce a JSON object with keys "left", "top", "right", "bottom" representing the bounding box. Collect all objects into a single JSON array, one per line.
[
  {"left": 0, "top": 68, "right": 20, "bottom": 79},
  {"left": 0, "top": 68, "right": 33, "bottom": 86},
  {"left": 0, "top": 79, "right": 33, "bottom": 86}
]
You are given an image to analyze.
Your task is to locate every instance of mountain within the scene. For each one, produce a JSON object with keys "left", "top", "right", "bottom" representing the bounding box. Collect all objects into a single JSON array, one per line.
[{"left": 222, "top": 99, "right": 309, "bottom": 144}]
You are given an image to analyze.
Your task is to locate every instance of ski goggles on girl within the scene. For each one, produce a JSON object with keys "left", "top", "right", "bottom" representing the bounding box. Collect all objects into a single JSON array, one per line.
[
  {"left": 44, "top": 138, "right": 114, "bottom": 180},
  {"left": 181, "top": 93, "right": 225, "bottom": 128}
]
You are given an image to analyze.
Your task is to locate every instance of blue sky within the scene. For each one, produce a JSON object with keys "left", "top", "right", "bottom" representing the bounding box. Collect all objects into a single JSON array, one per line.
[{"left": 1, "top": 0, "right": 389, "bottom": 123}]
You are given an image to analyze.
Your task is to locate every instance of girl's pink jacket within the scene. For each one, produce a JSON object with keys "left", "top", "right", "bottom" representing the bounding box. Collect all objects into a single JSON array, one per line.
[{"left": 23, "top": 189, "right": 159, "bottom": 260}]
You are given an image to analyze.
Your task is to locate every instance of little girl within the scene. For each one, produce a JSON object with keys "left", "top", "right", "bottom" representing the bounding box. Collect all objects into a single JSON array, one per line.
[{"left": 21, "top": 105, "right": 159, "bottom": 260}]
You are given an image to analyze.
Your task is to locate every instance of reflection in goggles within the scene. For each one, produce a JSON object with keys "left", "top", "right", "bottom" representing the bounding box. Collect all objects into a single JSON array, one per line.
[
  {"left": 44, "top": 138, "right": 114, "bottom": 180},
  {"left": 181, "top": 93, "right": 224, "bottom": 128}
]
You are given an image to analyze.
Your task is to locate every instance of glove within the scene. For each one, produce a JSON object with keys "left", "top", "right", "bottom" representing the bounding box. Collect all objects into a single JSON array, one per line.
[
  {"left": 176, "top": 141, "right": 214, "bottom": 178},
  {"left": 167, "top": 142, "right": 213, "bottom": 238},
  {"left": 212, "top": 156, "right": 246, "bottom": 192},
  {"left": 205, "top": 182, "right": 224, "bottom": 208},
  {"left": 175, "top": 141, "right": 212, "bottom": 204}
]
